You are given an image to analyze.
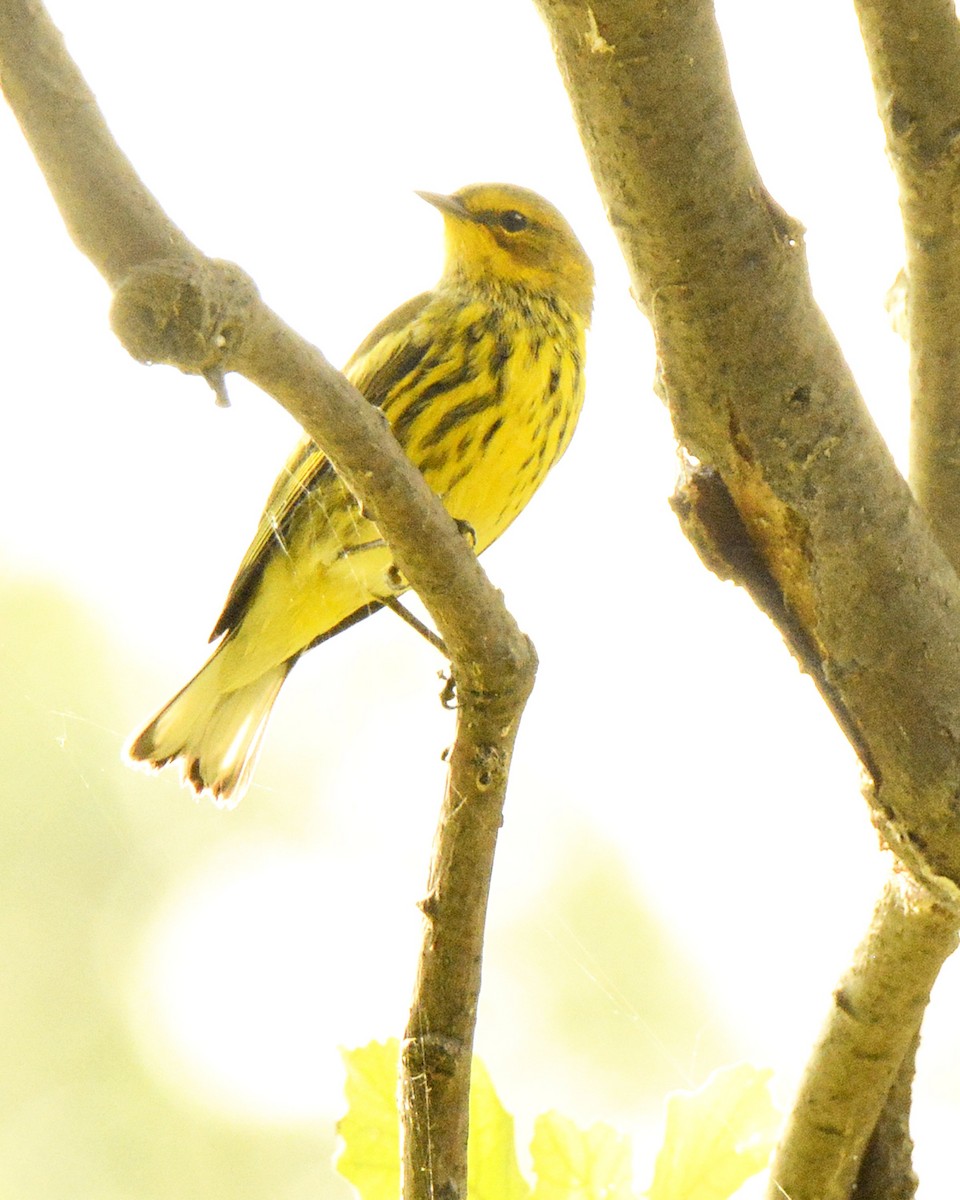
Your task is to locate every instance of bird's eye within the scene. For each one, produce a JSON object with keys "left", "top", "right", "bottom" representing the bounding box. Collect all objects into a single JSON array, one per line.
[{"left": 499, "top": 210, "right": 528, "bottom": 233}]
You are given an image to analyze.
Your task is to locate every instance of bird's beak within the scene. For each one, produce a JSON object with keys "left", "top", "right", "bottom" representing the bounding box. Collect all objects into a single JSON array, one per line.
[{"left": 415, "top": 190, "right": 469, "bottom": 219}]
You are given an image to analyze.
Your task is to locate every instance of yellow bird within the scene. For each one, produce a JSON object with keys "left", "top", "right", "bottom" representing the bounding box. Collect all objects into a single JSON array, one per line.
[{"left": 127, "top": 184, "right": 594, "bottom": 806}]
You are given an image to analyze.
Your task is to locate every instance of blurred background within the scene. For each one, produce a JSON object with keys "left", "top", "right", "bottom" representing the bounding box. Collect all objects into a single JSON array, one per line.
[{"left": 0, "top": 0, "right": 956, "bottom": 1195}]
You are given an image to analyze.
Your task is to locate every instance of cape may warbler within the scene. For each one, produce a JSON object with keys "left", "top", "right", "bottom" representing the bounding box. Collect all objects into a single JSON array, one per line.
[{"left": 127, "top": 183, "right": 594, "bottom": 806}]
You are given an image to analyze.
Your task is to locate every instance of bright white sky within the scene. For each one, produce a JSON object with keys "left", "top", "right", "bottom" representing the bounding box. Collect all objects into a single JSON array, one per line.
[{"left": 1, "top": 0, "right": 956, "bottom": 1190}]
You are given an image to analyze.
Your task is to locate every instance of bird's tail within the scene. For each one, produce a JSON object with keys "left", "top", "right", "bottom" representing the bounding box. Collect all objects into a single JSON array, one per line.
[{"left": 126, "top": 647, "right": 292, "bottom": 808}]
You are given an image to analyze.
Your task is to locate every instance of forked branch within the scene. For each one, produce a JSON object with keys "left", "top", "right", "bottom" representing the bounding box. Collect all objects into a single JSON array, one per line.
[
  {"left": 531, "top": 0, "right": 960, "bottom": 888},
  {"left": 532, "top": 0, "right": 960, "bottom": 1196},
  {"left": 0, "top": 3, "right": 533, "bottom": 1196}
]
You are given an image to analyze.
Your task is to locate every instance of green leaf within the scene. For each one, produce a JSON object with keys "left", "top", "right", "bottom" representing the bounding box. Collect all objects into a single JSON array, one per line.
[
  {"left": 646, "top": 1063, "right": 778, "bottom": 1200},
  {"left": 336, "top": 1040, "right": 529, "bottom": 1200},
  {"left": 336, "top": 1040, "right": 401, "bottom": 1200},
  {"left": 468, "top": 1056, "right": 530, "bottom": 1200},
  {"left": 531, "top": 1111, "right": 635, "bottom": 1200}
]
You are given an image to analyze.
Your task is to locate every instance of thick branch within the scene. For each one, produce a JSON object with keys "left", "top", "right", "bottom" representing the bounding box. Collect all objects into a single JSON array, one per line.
[
  {"left": 673, "top": 452, "right": 950, "bottom": 1199},
  {"left": 853, "top": 0, "right": 960, "bottom": 568},
  {"left": 825, "top": 4, "right": 960, "bottom": 1184},
  {"left": 767, "top": 873, "right": 956, "bottom": 1200},
  {"left": 0, "top": 0, "right": 196, "bottom": 281},
  {"left": 0, "top": 3, "right": 533, "bottom": 1196},
  {"left": 670, "top": 463, "right": 878, "bottom": 778},
  {"left": 532, "top": 1, "right": 960, "bottom": 1195},
  {"left": 533, "top": 0, "right": 960, "bottom": 894}
]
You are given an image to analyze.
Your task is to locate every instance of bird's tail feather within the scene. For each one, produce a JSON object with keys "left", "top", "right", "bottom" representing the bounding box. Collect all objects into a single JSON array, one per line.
[{"left": 126, "top": 649, "right": 292, "bottom": 808}]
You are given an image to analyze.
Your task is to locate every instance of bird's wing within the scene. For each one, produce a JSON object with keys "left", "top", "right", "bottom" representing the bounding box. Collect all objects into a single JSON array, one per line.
[{"left": 208, "top": 291, "right": 435, "bottom": 642}]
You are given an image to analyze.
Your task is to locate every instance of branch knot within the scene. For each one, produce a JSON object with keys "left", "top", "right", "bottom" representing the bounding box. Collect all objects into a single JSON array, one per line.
[
  {"left": 109, "top": 256, "right": 259, "bottom": 376},
  {"left": 401, "top": 1033, "right": 463, "bottom": 1079}
]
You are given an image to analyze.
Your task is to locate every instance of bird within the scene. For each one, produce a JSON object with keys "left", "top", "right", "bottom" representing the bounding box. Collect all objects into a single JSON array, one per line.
[{"left": 126, "top": 183, "right": 594, "bottom": 807}]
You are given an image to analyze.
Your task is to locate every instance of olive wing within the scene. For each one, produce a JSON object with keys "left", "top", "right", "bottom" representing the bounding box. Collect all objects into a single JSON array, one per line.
[{"left": 208, "top": 291, "right": 434, "bottom": 641}]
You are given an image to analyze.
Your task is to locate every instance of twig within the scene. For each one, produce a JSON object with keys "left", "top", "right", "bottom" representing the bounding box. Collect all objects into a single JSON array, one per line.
[{"left": 0, "top": 4, "right": 534, "bottom": 1196}]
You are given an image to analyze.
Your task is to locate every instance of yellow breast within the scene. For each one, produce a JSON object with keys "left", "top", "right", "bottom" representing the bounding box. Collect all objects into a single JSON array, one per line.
[{"left": 376, "top": 287, "right": 587, "bottom": 553}]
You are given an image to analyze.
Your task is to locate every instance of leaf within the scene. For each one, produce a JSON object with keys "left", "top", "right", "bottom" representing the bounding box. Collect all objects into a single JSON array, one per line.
[
  {"left": 336, "top": 1040, "right": 529, "bottom": 1200},
  {"left": 531, "top": 1111, "right": 636, "bottom": 1200},
  {"left": 336, "top": 1039, "right": 401, "bottom": 1200},
  {"left": 646, "top": 1063, "right": 778, "bottom": 1200},
  {"left": 469, "top": 1055, "right": 531, "bottom": 1200}
]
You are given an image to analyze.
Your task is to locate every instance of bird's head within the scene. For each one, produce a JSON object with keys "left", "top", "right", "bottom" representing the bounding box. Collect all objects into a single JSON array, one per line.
[{"left": 418, "top": 183, "right": 595, "bottom": 323}]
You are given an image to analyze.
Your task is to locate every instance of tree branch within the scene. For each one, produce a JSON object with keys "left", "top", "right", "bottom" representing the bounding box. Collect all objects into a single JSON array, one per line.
[
  {"left": 767, "top": 873, "right": 956, "bottom": 1200},
  {"left": 854, "top": 0, "right": 960, "bottom": 569},
  {"left": 839, "top": 2, "right": 960, "bottom": 1185},
  {"left": 532, "top": 0, "right": 960, "bottom": 915},
  {"left": 0, "top": 3, "right": 533, "bottom": 1196},
  {"left": 854, "top": 1029, "right": 922, "bottom": 1200},
  {"left": 670, "top": 462, "right": 879, "bottom": 779},
  {"left": 531, "top": 0, "right": 960, "bottom": 1194},
  {"left": 0, "top": 0, "right": 197, "bottom": 282}
]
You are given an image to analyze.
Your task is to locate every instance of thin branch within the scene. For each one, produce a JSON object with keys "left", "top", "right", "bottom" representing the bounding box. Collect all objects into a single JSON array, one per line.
[
  {"left": 853, "top": 0, "right": 960, "bottom": 568},
  {"left": 767, "top": 873, "right": 956, "bottom": 1200},
  {"left": 0, "top": 4, "right": 533, "bottom": 1196}
]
